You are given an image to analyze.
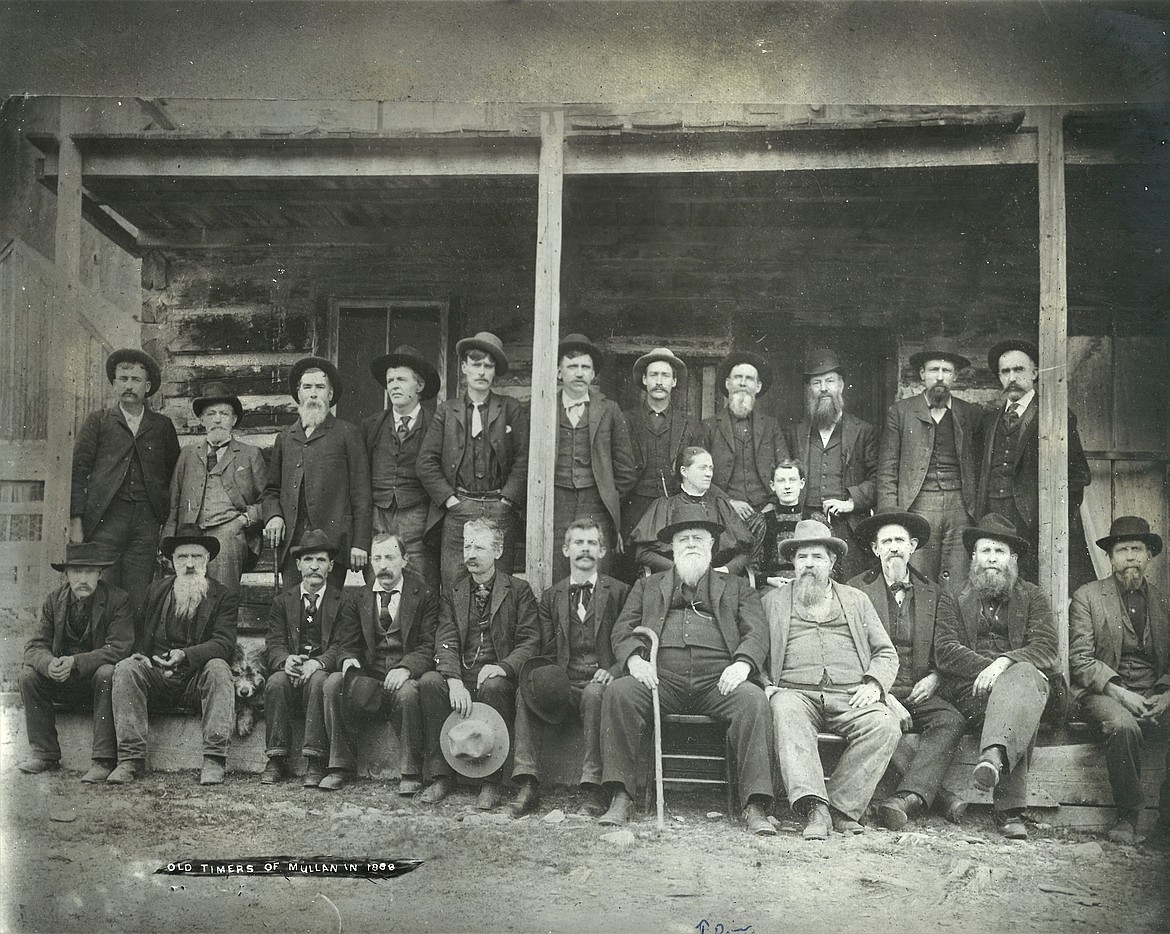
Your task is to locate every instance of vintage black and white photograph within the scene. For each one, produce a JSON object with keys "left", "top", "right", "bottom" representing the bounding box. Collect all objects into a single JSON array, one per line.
[{"left": 1, "top": 2, "right": 1167, "bottom": 931}]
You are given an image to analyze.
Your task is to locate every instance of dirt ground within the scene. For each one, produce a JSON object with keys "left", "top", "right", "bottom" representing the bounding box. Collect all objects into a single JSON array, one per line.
[{"left": 2, "top": 763, "right": 1168, "bottom": 934}]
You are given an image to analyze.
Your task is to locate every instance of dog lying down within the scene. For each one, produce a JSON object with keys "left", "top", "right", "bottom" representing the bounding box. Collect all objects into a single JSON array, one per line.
[{"left": 230, "top": 640, "right": 267, "bottom": 738}]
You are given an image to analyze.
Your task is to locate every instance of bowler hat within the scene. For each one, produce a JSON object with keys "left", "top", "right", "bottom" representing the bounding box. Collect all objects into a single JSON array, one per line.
[
  {"left": 987, "top": 339, "right": 1039, "bottom": 373},
  {"left": 439, "top": 703, "right": 510, "bottom": 778},
  {"left": 369, "top": 344, "right": 441, "bottom": 400},
  {"left": 519, "top": 657, "right": 573, "bottom": 725},
  {"left": 1095, "top": 516, "right": 1162, "bottom": 558},
  {"left": 778, "top": 519, "right": 849, "bottom": 562},
  {"left": 289, "top": 529, "right": 339, "bottom": 559},
  {"left": 854, "top": 508, "right": 932, "bottom": 549},
  {"left": 656, "top": 517, "right": 726, "bottom": 545},
  {"left": 961, "top": 513, "right": 1029, "bottom": 557},
  {"left": 192, "top": 380, "right": 244, "bottom": 423},
  {"left": 160, "top": 523, "right": 221, "bottom": 561},
  {"left": 50, "top": 542, "right": 117, "bottom": 571},
  {"left": 909, "top": 337, "right": 971, "bottom": 372},
  {"left": 803, "top": 348, "right": 844, "bottom": 379},
  {"left": 455, "top": 331, "right": 510, "bottom": 375},
  {"left": 558, "top": 333, "right": 604, "bottom": 371},
  {"left": 716, "top": 350, "right": 772, "bottom": 396},
  {"left": 632, "top": 347, "right": 688, "bottom": 390},
  {"left": 288, "top": 356, "right": 342, "bottom": 400},
  {"left": 105, "top": 348, "right": 162, "bottom": 397}
]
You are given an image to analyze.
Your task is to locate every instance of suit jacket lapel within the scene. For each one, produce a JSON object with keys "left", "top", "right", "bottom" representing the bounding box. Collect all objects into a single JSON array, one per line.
[
  {"left": 587, "top": 390, "right": 602, "bottom": 442},
  {"left": 911, "top": 581, "right": 936, "bottom": 672},
  {"left": 286, "top": 591, "right": 302, "bottom": 650},
  {"left": 489, "top": 572, "right": 509, "bottom": 648},
  {"left": 717, "top": 411, "right": 735, "bottom": 454},
  {"left": 1006, "top": 584, "right": 1027, "bottom": 648},
  {"left": 590, "top": 579, "right": 610, "bottom": 643},
  {"left": 657, "top": 571, "right": 676, "bottom": 636},
  {"left": 841, "top": 415, "right": 860, "bottom": 468},
  {"left": 708, "top": 572, "right": 739, "bottom": 651},
  {"left": 959, "top": 586, "right": 982, "bottom": 648},
  {"left": 454, "top": 576, "right": 472, "bottom": 645},
  {"left": 398, "top": 580, "right": 419, "bottom": 645},
  {"left": 360, "top": 589, "right": 378, "bottom": 656},
  {"left": 1149, "top": 582, "right": 1169, "bottom": 678},
  {"left": 192, "top": 588, "right": 215, "bottom": 644},
  {"left": 320, "top": 587, "right": 342, "bottom": 647},
  {"left": 210, "top": 442, "right": 235, "bottom": 477},
  {"left": 51, "top": 588, "right": 68, "bottom": 655},
  {"left": 558, "top": 583, "right": 573, "bottom": 650}
]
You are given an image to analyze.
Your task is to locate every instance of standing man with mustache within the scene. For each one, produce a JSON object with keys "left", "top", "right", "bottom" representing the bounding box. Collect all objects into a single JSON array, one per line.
[
  {"left": 162, "top": 381, "right": 266, "bottom": 597},
  {"left": 976, "top": 339, "right": 1092, "bottom": 585},
  {"left": 17, "top": 543, "right": 133, "bottom": 783},
  {"left": 71, "top": 349, "right": 180, "bottom": 622},
  {"left": 786, "top": 349, "right": 879, "bottom": 583},
  {"left": 263, "top": 357, "right": 372, "bottom": 590},
  {"left": 934, "top": 514, "right": 1059, "bottom": 839},
  {"left": 363, "top": 345, "right": 442, "bottom": 590},
  {"left": 876, "top": 338, "right": 982, "bottom": 585}
]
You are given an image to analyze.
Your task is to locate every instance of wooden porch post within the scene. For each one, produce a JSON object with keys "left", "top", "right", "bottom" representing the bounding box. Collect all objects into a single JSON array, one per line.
[
  {"left": 1037, "top": 106, "right": 1071, "bottom": 677},
  {"left": 43, "top": 98, "right": 86, "bottom": 568},
  {"left": 525, "top": 110, "right": 565, "bottom": 595}
]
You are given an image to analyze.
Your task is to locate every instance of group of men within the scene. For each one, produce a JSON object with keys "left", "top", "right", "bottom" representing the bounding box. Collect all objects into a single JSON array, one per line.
[{"left": 16, "top": 333, "right": 1167, "bottom": 847}]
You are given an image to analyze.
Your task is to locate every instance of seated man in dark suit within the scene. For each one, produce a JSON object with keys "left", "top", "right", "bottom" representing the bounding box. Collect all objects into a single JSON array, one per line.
[
  {"left": 260, "top": 529, "right": 349, "bottom": 786},
  {"left": 599, "top": 516, "right": 776, "bottom": 836},
  {"left": 316, "top": 530, "right": 439, "bottom": 793},
  {"left": 18, "top": 543, "right": 133, "bottom": 784},
  {"left": 509, "top": 518, "right": 631, "bottom": 818},
  {"left": 419, "top": 518, "right": 541, "bottom": 808}
]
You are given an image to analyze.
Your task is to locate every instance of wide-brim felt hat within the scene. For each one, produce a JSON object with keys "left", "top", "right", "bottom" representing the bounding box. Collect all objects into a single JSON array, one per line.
[
  {"left": 854, "top": 508, "right": 932, "bottom": 549},
  {"left": 558, "top": 333, "right": 604, "bottom": 370},
  {"left": 192, "top": 380, "right": 244, "bottom": 422},
  {"left": 632, "top": 347, "right": 688, "bottom": 390},
  {"left": 288, "top": 356, "right": 342, "bottom": 399},
  {"left": 105, "top": 348, "right": 162, "bottom": 397},
  {"left": 716, "top": 350, "right": 772, "bottom": 396},
  {"left": 51, "top": 541, "right": 117, "bottom": 571},
  {"left": 288, "top": 529, "right": 339, "bottom": 559},
  {"left": 519, "top": 657, "right": 573, "bottom": 725},
  {"left": 987, "top": 339, "right": 1039, "bottom": 373},
  {"left": 369, "top": 344, "right": 441, "bottom": 400},
  {"left": 160, "top": 523, "right": 221, "bottom": 560},
  {"left": 1095, "top": 515, "right": 1163, "bottom": 558},
  {"left": 961, "top": 513, "right": 1029, "bottom": 557},
  {"left": 656, "top": 518, "right": 726, "bottom": 545},
  {"left": 440, "top": 702, "right": 510, "bottom": 778},
  {"left": 909, "top": 337, "right": 971, "bottom": 372},
  {"left": 778, "top": 519, "right": 849, "bottom": 562},
  {"left": 455, "top": 331, "right": 510, "bottom": 375},
  {"left": 803, "top": 347, "right": 844, "bottom": 379}
]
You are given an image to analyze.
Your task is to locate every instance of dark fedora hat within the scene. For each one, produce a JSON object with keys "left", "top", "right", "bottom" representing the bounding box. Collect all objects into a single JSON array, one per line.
[
  {"left": 160, "top": 523, "right": 221, "bottom": 560},
  {"left": 192, "top": 380, "right": 244, "bottom": 423},
  {"left": 778, "top": 518, "right": 849, "bottom": 562},
  {"left": 909, "top": 337, "right": 971, "bottom": 372},
  {"left": 455, "top": 331, "right": 510, "bottom": 375},
  {"left": 439, "top": 703, "right": 510, "bottom": 778},
  {"left": 368, "top": 344, "right": 441, "bottom": 400},
  {"left": 289, "top": 529, "right": 339, "bottom": 559},
  {"left": 519, "top": 657, "right": 573, "bottom": 725},
  {"left": 558, "top": 333, "right": 604, "bottom": 370},
  {"left": 656, "top": 517, "right": 726, "bottom": 544},
  {"left": 105, "top": 348, "right": 162, "bottom": 397},
  {"left": 716, "top": 350, "right": 772, "bottom": 396},
  {"left": 855, "top": 508, "right": 932, "bottom": 549},
  {"left": 51, "top": 541, "right": 117, "bottom": 571},
  {"left": 803, "top": 347, "right": 844, "bottom": 379},
  {"left": 987, "top": 339, "right": 1039, "bottom": 373},
  {"left": 288, "top": 356, "right": 342, "bottom": 399},
  {"left": 1095, "top": 516, "right": 1163, "bottom": 558},
  {"left": 961, "top": 513, "right": 1029, "bottom": 557},
  {"left": 632, "top": 347, "right": 688, "bottom": 390}
]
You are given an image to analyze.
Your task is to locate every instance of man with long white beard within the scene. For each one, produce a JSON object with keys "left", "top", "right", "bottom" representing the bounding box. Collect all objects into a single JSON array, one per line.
[
  {"left": 848, "top": 509, "right": 968, "bottom": 828},
  {"left": 263, "top": 357, "right": 372, "bottom": 589},
  {"left": 598, "top": 516, "right": 776, "bottom": 836},
  {"left": 934, "top": 514, "right": 1058, "bottom": 839},
  {"left": 108, "top": 526, "right": 239, "bottom": 785},
  {"left": 699, "top": 351, "right": 785, "bottom": 543},
  {"left": 786, "top": 349, "right": 878, "bottom": 582},
  {"left": 875, "top": 338, "right": 982, "bottom": 585},
  {"left": 763, "top": 519, "right": 901, "bottom": 839},
  {"left": 1069, "top": 516, "right": 1170, "bottom": 846}
]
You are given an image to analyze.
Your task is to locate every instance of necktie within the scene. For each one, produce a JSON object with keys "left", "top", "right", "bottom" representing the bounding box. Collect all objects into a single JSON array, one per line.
[
  {"left": 1004, "top": 403, "right": 1021, "bottom": 431},
  {"left": 889, "top": 581, "right": 910, "bottom": 606},
  {"left": 397, "top": 415, "right": 411, "bottom": 439},
  {"left": 570, "top": 582, "right": 593, "bottom": 621},
  {"left": 470, "top": 402, "right": 485, "bottom": 438},
  {"left": 565, "top": 401, "right": 586, "bottom": 427},
  {"left": 378, "top": 590, "right": 398, "bottom": 630},
  {"left": 474, "top": 582, "right": 491, "bottom": 618},
  {"left": 207, "top": 446, "right": 219, "bottom": 472},
  {"left": 301, "top": 593, "right": 319, "bottom": 655}
]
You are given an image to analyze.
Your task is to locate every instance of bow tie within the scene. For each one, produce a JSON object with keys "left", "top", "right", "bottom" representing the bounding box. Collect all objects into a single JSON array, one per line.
[
  {"left": 888, "top": 581, "right": 912, "bottom": 594},
  {"left": 569, "top": 582, "right": 594, "bottom": 600}
]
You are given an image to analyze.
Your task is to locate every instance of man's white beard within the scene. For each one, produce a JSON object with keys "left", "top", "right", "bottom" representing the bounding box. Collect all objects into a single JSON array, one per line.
[
  {"left": 793, "top": 566, "right": 833, "bottom": 608},
  {"left": 727, "top": 390, "right": 755, "bottom": 419},
  {"left": 968, "top": 560, "right": 1017, "bottom": 599},
  {"left": 883, "top": 554, "right": 909, "bottom": 582},
  {"left": 173, "top": 574, "right": 210, "bottom": 620},
  {"left": 299, "top": 399, "right": 327, "bottom": 430},
  {"left": 675, "top": 552, "right": 712, "bottom": 587},
  {"left": 807, "top": 387, "right": 844, "bottom": 433},
  {"left": 1115, "top": 567, "right": 1145, "bottom": 591}
]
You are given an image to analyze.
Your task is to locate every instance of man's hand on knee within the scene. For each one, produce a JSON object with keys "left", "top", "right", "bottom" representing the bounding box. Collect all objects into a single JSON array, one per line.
[
  {"left": 476, "top": 664, "right": 506, "bottom": 688},
  {"left": 383, "top": 668, "right": 410, "bottom": 694},
  {"left": 848, "top": 679, "right": 882, "bottom": 709},
  {"left": 717, "top": 661, "right": 751, "bottom": 696}
]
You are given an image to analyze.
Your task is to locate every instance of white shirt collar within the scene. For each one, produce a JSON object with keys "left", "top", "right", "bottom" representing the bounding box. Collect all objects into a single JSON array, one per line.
[
  {"left": 569, "top": 572, "right": 599, "bottom": 588},
  {"left": 395, "top": 403, "right": 422, "bottom": 426},
  {"left": 299, "top": 583, "right": 326, "bottom": 601},
  {"left": 562, "top": 392, "right": 589, "bottom": 411},
  {"left": 120, "top": 404, "right": 144, "bottom": 434},
  {"left": 1007, "top": 389, "right": 1035, "bottom": 413},
  {"left": 372, "top": 578, "right": 402, "bottom": 594}
]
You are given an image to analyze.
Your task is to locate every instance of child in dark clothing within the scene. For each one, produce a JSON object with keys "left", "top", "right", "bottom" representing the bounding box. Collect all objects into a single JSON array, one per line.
[{"left": 756, "top": 459, "right": 807, "bottom": 587}]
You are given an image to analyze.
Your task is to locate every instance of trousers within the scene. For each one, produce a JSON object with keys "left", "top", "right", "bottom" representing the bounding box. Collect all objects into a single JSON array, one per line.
[
  {"left": 770, "top": 687, "right": 902, "bottom": 819},
  {"left": 512, "top": 679, "right": 606, "bottom": 786},
  {"left": 20, "top": 664, "right": 117, "bottom": 762},
  {"left": 419, "top": 670, "right": 516, "bottom": 782},
  {"left": 321, "top": 669, "right": 432, "bottom": 776},
  {"left": 1079, "top": 690, "right": 1170, "bottom": 815},
  {"left": 907, "top": 489, "right": 971, "bottom": 586},
  {"left": 263, "top": 668, "right": 328, "bottom": 758},
  {"left": 90, "top": 498, "right": 159, "bottom": 625},
  {"left": 112, "top": 656, "right": 235, "bottom": 761},
  {"left": 889, "top": 692, "right": 967, "bottom": 806}
]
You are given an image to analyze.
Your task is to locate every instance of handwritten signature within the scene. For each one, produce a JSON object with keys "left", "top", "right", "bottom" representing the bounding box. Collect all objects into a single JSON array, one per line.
[{"left": 696, "top": 921, "right": 753, "bottom": 934}]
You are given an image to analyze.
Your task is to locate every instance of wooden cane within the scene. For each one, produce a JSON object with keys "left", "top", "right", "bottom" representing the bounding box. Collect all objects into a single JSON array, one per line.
[{"left": 632, "top": 625, "right": 664, "bottom": 830}]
